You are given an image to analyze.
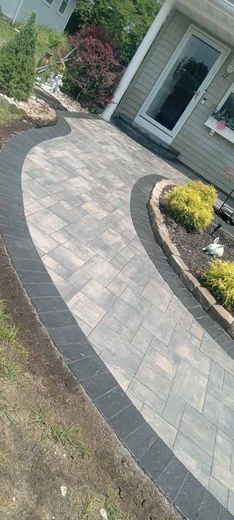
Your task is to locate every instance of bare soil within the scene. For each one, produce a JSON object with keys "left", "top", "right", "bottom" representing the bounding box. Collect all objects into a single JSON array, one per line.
[
  {"left": 0, "top": 238, "right": 180, "bottom": 520},
  {"left": 0, "top": 117, "right": 34, "bottom": 150}
]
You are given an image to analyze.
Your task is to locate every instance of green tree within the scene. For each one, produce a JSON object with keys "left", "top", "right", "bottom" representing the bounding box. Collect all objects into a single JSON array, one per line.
[
  {"left": 67, "top": 0, "right": 160, "bottom": 65},
  {"left": 0, "top": 13, "right": 37, "bottom": 101}
]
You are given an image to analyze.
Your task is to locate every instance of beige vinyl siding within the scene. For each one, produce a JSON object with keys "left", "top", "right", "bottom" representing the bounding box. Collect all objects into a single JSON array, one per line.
[
  {"left": 173, "top": 59, "right": 234, "bottom": 194},
  {"left": 117, "top": 11, "right": 190, "bottom": 120},
  {"left": 116, "top": 9, "right": 234, "bottom": 194}
]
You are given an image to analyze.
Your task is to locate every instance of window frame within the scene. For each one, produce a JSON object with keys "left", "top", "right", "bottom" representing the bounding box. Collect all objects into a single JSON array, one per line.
[
  {"left": 205, "top": 82, "right": 234, "bottom": 143},
  {"left": 44, "top": 0, "right": 54, "bottom": 6},
  {"left": 58, "top": 0, "right": 69, "bottom": 15}
]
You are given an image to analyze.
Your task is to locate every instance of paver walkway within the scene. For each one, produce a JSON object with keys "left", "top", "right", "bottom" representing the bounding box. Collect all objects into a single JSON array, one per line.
[{"left": 22, "top": 117, "right": 234, "bottom": 514}]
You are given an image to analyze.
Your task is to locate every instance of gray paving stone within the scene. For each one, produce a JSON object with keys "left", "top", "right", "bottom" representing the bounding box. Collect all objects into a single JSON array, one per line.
[
  {"left": 218, "top": 405, "right": 234, "bottom": 440},
  {"left": 120, "top": 286, "right": 151, "bottom": 317},
  {"left": 180, "top": 405, "right": 216, "bottom": 456},
  {"left": 146, "top": 346, "right": 177, "bottom": 377},
  {"left": 82, "top": 279, "right": 117, "bottom": 311},
  {"left": 175, "top": 473, "right": 206, "bottom": 519},
  {"left": 142, "top": 306, "right": 176, "bottom": 345},
  {"left": 81, "top": 254, "right": 118, "bottom": 286},
  {"left": 68, "top": 291, "right": 105, "bottom": 329},
  {"left": 68, "top": 270, "right": 91, "bottom": 291},
  {"left": 201, "top": 333, "right": 234, "bottom": 377},
  {"left": 208, "top": 477, "right": 228, "bottom": 508},
  {"left": 142, "top": 280, "right": 172, "bottom": 311},
  {"left": 128, "top": 378, "right": 165, "bottom": 414},
  {"left": 174, "top": 432, "right": 212, "bottom": 487},
  {"left": 136, "top": 356, "right": 173, "bottom": 400},
  {"left": 131, "top": 327, "right": 153, "bottom": 354},
  {"left": 124, "top": 423, "right": 156, "bottom": 461},
  {"left": 100, "top": 313, "right": 134, "bottom": 343},
  {"left": 90, "top": 322, "right": 142, "bottom": 376},
  {"left": 157, "top": 456, "right": 188, "bottom": 502},
  {"left": 142, "top": 404, "right": 177, "bottom": 449},
  {"left": 228, "top": 491, "right": 234, "bottom": 515},
  {"left": 109, "top": 298, "right": 144, "bottom": 333},
  {"left": 162, "top": 392, "right": 185, "bottom": 429},
  {"left": 140, "top": 438, "right": 173, "bottom": 480},
  {"left": 172, "top": 361, "right": 208, "bottom": 412}
]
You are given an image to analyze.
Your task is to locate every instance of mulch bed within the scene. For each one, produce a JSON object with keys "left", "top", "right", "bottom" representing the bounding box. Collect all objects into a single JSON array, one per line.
[
  {"left": 159, "top": 186, "right": 234, "bottom": 281},
  {"left": 0, "top": 117, "right": 34, "bottom": 150}
]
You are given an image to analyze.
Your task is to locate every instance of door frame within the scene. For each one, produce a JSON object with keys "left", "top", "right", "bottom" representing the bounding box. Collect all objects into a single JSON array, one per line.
[{"left": 134, "top": 24, "right": 230, "bottom": 144}]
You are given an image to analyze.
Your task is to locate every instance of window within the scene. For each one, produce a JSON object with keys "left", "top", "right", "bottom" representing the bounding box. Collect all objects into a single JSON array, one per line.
[
  {"left": 205, "top": 83, "right": 234, "bottom": 143},
  {"left": 44, "top": 0, "right": 54, "bottom": 5},
  {"left": 58, "top": 0, "right": 69, "bottom": 14}
]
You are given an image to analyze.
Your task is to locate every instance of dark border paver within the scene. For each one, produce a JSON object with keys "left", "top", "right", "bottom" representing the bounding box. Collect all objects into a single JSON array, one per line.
[{"left": 0, "top": 111, "right": 232, "bottom": 520}]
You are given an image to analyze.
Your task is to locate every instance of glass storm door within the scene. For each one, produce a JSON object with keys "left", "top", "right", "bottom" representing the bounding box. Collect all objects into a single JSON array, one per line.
[{"left": 136, "top": 28, "right": 229, "bottom": 144}]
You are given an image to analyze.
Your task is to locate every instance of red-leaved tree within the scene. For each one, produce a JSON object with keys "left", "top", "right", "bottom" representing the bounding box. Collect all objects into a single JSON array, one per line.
[{"left": 65, "top": 25, "right": 123, "bottom": 108}]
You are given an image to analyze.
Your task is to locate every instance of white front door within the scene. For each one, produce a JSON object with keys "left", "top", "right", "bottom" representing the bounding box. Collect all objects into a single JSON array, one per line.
[{"left": 135, "top": 25, "right": 230, "bottom": 144}]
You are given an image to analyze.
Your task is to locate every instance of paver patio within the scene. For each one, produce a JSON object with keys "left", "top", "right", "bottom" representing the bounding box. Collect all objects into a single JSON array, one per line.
[{"left": 22, "top": 117, "right": 234, "bottom": 514}]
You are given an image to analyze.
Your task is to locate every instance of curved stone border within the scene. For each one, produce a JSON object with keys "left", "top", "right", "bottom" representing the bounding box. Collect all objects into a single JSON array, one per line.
[
  {"left": 0, "top": 113, "right": 232, "bottom": 520},
  {"left": 148, "top": 181, "right": 234, "bottom": 340}
]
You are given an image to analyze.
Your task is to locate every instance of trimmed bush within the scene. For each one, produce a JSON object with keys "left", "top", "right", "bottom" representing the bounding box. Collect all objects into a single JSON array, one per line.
[
  {"left": 164, "top": 181, "right": 216, "bottom": 231},
  {"left": 0, "top": 13, "right": 37, "bottom": 101},
  {"left": 63, "top": 25, "right": 123, "bottom": 108},
  {"left": 203, "top": 259, "right": 234, "bottom": 312}
]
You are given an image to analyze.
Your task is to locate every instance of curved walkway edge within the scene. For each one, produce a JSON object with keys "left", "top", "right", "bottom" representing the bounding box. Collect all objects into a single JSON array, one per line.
[{"left": 0, "top": 112, "right": 232, "bottom": 520}]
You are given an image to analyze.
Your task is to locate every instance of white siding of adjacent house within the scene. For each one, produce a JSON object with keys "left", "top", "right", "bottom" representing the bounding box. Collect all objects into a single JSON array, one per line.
[
  {"left": 0, "top": 0, "right": 76, "bottom": 31},
  {"left": 117, "top": 10, "right": 234, "bottom": 194}
]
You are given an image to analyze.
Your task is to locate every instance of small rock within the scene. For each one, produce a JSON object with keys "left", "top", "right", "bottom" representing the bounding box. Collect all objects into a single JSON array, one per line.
[
  {"left": 12, "top": 497, "right": 16, "bottom": 502},
  {"left": 60, "top": 485, "right": 67, "bottom": 497},
  {"left": 100, "top": 508, "right": 108, "bottom": 520}
]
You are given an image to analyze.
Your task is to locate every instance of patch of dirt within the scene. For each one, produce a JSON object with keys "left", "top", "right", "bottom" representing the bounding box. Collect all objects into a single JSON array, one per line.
[
  {"left": 0, "top": 238, "right": 180, "bottom": 520},
  {"left": 0, "top": 96, "right": 57, "bottom": 150},
  {"left": 0, "top": 117, "right": 34, "bottom": 149}
]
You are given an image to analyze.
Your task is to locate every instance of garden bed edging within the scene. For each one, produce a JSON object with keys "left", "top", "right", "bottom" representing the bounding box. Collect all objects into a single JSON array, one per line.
[{"left": 148, "top": 180, "right": 234, "bottom": 339}]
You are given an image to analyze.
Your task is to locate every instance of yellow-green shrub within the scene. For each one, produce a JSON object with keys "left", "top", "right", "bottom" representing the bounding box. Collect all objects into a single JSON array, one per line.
[
  {"left": 164, "top": 181, "right": 216, "bottom": 231},
  {"left": 203, "top": 259, "right": 234, "bottom": 312},
  {"left": 191, "top": 181, "right": 217, "bottom": 205}
]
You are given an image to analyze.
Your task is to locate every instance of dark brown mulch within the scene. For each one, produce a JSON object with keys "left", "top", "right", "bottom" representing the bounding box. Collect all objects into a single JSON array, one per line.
[
  {"left": 0, "top": 117, "right": 34, "bottom": 150},
  {"left": 159, "top": 187, "right": 234, "bottom": 281}
]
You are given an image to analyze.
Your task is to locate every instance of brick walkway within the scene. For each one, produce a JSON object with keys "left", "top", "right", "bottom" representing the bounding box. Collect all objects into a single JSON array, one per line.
[{"left": 22, "top": 117, "right": 234, "bottom": 514}]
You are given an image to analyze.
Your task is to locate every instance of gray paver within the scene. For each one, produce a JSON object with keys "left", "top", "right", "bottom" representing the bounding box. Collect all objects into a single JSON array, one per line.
[
  {"left": 174, "top": 432, "right": 212, "bottom": 487},
  {"left": 180, "top": 405, "right": 216, "bottom": 456},
  {"left": 22, "top": 117, "right": 234, "bottom": 513},
  {"left": 172, "top": 361, "right": 207, "bottom": 412},
  {"left": 162, "top": 392, "right": 185, "bottom": 429}
]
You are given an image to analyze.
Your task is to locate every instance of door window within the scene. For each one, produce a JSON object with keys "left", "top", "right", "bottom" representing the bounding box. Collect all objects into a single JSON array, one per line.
[{"left": 146, "top": 35, "right": 220, "bottom": 132}]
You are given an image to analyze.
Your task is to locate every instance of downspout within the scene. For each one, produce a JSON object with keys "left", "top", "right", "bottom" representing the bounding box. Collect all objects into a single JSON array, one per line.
[
  {"left": 12, "top": 0, "right": 24, "bottom": 25},
  {"left": 101, "top": 0, "right": 175, "bottom": 121}
]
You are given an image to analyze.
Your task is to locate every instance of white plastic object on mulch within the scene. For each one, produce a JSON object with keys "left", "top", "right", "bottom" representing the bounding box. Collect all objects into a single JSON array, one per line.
[
  {"left": 60, "top": 485, "right": 67, "bottom": 497},
  {"left": 100, "top": 508, "right": 108, "bottom": 520}
]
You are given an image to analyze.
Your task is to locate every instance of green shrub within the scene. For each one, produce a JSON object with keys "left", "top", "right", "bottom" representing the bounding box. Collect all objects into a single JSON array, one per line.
[
  {"left": 203, "top": 259, "right": 234, "bottom": 312},
  {"left": 164, "top": 181, "right": 216, "bottom": 231},
  {"left": 0, "top": 13, "right": 37, "bottom": 101}
]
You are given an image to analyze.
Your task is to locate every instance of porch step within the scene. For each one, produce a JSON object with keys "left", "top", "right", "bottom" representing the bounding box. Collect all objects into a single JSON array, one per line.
[{"left": 113, "top": 113, "right": 180, "bottom": 161}]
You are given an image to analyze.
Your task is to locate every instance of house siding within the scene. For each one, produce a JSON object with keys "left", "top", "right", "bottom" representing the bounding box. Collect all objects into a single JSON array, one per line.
[
  {"left": 117, "top": 10, "right": 234, "bottom": 194},
  {"left": 0, "top": 0, "right": 76, "bottom": 31}
]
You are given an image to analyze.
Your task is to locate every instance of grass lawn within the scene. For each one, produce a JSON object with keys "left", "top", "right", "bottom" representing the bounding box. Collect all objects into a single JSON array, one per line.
[{"left": 0, "top": 15, "right": 69, "bottom": 63}]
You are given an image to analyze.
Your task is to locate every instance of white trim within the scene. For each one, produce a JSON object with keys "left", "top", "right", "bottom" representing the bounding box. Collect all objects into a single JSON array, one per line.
[
  {"left": 44, "top": 0, "right": 54, "bottom": 6},
  {"left": 215, "top": 81, "right": 234, "bottom": 112},
  {"left": 12, "top": 0, "right": 24, "bottom": 24},
  {"left": 205, "top": 117, "right": 234, "bottom": 143},
  {"left": 101, "top": 0, "right": 175, "bottom": 121},
  {"left": 135, "top": 24, "right": 230, "bottom": 144},
  {"left": 205, "top": 81, "right": 234, "bottom": 143},
  {"left": 57, "top": 0, "right": 69, "bottom": 16}
]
